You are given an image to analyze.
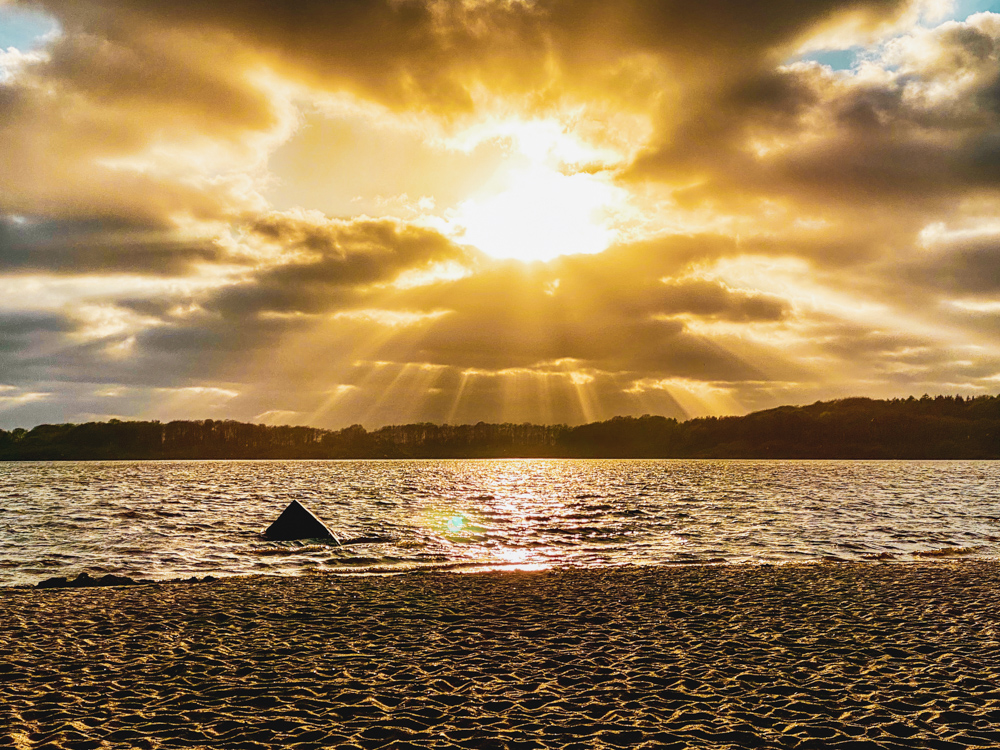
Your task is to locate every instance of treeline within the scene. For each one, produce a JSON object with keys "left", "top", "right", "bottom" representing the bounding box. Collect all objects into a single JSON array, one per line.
[{"left": 0, "top": 394, "right": 998, "bottom": 460}]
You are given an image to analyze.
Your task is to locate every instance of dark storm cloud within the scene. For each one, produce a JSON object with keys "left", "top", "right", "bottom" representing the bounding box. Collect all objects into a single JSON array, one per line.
[
  {"left": 106, "top": 226, "right": 782, "bottom": 387},
  {"left": 807, "top": 319, "right": 934, "bottom": 360},
  {"left": 76, "top": 215, "right": 470, "bottom": 388},
  {"left": 22, "top": 0, "right": 913, "bottom": 111},
  {"left": 0, "top": 312, "right": 79, "bottom": 393},
  {"left": 37, "top": 29, "right": 277, "bottom": 134},
  {"left": 247, "top": 213, "right": 461, "bottom": 271},
  {"left": 204, "top": 215, "right": 469, "bottom": 318},
  {"left": 656, "top": 279, "right": 787, "bottom": 321},
  {"left": 905, "top": 234, "right": 1000, "bottom": 295},
  {"left": 0, "top": 310, "right": 75, "bottom": 349},
  {"left": 547, "top": 0, "right": 909, "bottom": 59},
  {"left": 0, "top": 216, "right": 224, "bottom": 275},
  {"left": 132, "top": 314, "right": 310, "bottom": 361},
  {"left": 939, "top": 307, "right": 1000, "bottom": 338},
  {"left": 403, "top": 307, "right": 766, "bottom": 381},
  {"left": 632, "top": 13, "right": 1000, "bottom": 214},
  {"left": 7, "top": 213, "right": 475, "bottom": 390}
]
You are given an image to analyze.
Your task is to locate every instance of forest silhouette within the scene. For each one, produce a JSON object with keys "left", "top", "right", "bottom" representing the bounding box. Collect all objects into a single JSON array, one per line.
[{"left": 1, "top": 394, "right": 997, "bottom": 460}]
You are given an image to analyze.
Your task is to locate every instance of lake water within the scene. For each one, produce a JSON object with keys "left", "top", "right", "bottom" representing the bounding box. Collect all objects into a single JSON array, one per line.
[{"left": 0, "top": 459, "right": 998, "bottom": 587}]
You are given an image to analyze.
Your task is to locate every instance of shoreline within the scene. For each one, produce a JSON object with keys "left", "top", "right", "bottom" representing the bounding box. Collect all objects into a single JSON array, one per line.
[
  {"left": 4, "top": 457, "right": 1000, "bottom": 463},
  {"left": 3, "top": 553, "right": 999, "bottom": 591},
  {"left": 4, "top": 553, "right": 999, "bottom": 591},
  {"left": 3, "top": 561, "right": 999, "bottom": 748}
]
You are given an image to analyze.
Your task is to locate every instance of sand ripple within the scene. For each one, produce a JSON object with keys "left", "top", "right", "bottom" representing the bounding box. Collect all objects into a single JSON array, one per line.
[{"left": 1, "top": 562, "right": 999, "bottom": 748}]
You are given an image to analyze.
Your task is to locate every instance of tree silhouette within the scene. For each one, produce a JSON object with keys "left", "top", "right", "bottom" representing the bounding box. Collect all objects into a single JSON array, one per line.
[{"left": 0, "top": 394, "right": 997, "bottom": 460}]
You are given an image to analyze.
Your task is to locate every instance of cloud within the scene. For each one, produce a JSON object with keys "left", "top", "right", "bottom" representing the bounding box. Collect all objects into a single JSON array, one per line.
[
  {"left": 202, "top": 212, "right": 472, "bottom": 318},
  {"left": 0, "top": 309, "right": 74, "bottom": 347},
  {"left": 908, "top": 232, "right": 1000, "bottom": 295},
  {"left": 142, "top": 231, "right": 788, "bottom": 383},
  {"left": 0, "top": 216, "right": 225, "bottom": 275},
  {"left": 0, "top": 6, "right": 293, "bottom": 228},
  {"left": 0, "top": 311, "right": 81, "bottom": 396},
  {"left": 0, "top": 0, "right": 999, "bottom": 428},
  {"left": 0, "top": 0, "right": 944, "bottom": 232},
  {"left": 631, "top": 13, "right": 1000, "bottom": 214},
  {"left": 0, "top": 223, "right": 791, "bottom": 424},
  {"left": 23, "top": 0, "right": 919, "bottom": 113},
  {"left": 382, "top": 250, "right": 787, "bottom": 380}
]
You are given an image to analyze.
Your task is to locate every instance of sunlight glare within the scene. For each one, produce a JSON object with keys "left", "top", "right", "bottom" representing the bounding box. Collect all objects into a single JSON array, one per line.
[{"left": 453, "top": 164, "right": 620, "bottom": 262}]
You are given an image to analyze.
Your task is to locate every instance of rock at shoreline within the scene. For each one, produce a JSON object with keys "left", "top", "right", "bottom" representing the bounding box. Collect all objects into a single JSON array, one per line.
[
  {"left": 36, "top": 572, "right": 138, "bottom": 589},
  {"left": 36, "top": 573, "right": 217, "bottom": 589},
  {"left": 264, "top": 499, "right": 338, "bottom": 542}
]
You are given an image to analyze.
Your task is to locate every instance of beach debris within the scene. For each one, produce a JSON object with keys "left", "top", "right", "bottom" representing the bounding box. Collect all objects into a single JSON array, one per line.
[
  {"left": 264, "top": 499, "right": 339, "bottom": 542},
  {"left": 36, "top": 572, "right": 138, "bottom": 589}
]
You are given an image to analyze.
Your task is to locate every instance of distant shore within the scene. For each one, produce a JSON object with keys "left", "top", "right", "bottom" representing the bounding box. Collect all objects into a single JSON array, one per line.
[
  {"left": 2, "top": 393, "right": 1000, "bottom": 460},
  {"left": 3, "top": 561, "right": 999, "bottom": 749}
]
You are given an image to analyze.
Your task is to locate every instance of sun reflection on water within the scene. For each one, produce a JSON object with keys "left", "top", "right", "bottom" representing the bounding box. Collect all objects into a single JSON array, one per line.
[
  {"left": 423, "top": 460, "right": 582, "bottom": 572},
  {"left": 3, "top": 459, "right": 1000, "bottom": 585}
]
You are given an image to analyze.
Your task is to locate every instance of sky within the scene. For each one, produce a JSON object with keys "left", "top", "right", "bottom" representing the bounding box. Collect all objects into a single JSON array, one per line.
[{"left": 2, "top": 0, "right": 1000, "bottom": 429}]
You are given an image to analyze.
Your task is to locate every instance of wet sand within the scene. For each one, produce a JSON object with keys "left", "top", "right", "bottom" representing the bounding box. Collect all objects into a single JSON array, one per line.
[{"left": 2, "top": 562, "right": 999, "bottom": 749}]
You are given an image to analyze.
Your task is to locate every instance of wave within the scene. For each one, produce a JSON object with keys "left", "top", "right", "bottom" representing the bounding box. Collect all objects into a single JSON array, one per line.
[{"left": 911, "top": 545, "right": 983, "bottom": 558}]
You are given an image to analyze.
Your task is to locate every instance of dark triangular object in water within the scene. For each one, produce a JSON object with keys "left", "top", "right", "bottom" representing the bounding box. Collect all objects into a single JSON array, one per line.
[{"left": 264, "top": 500, "right": 337, "bottom": 541}]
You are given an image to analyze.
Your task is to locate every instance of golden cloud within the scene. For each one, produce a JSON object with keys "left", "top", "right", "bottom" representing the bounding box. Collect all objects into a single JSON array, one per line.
[{"left": 2, "top": 0, "right": 1000, "bottom": 427}]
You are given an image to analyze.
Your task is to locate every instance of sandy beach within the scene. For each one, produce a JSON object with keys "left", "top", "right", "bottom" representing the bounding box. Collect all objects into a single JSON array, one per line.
[{"left": 2, "top": 562, "right": 999, "bottom": 749}]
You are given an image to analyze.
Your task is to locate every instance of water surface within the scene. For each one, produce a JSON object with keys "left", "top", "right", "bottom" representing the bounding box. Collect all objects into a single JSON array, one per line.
[{"left": 0, "top": 459, "right": 997, "bottom": 586}]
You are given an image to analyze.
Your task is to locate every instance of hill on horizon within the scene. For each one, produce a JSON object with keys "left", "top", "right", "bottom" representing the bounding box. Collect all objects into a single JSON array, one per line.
[{"left": 1, "top": 393, "right": 997, "bottom": 461}]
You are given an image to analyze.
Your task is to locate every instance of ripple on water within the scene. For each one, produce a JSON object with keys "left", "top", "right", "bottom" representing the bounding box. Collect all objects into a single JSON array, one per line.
[{"left": 0, "top": 459, "right": 999, "bottom": 586}]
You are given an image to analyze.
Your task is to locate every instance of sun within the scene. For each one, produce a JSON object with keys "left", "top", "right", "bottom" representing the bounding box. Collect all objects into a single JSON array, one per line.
[
  {"left": 453, "top": 163, "right": 620, "bottom": 263},
  {"left": 445, "top": 119, "right": 626, "bottom": 263}
]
